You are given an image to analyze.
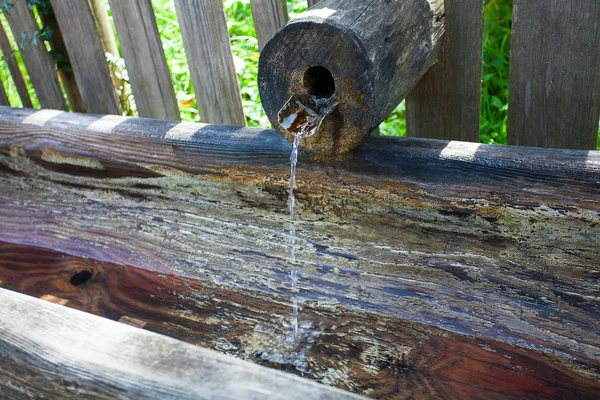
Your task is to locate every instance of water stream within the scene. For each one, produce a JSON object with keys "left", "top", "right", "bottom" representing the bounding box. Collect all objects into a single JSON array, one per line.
[
  {"left": 288, "top": 133, "right": 301, "bottom": 337},
  {"left": 251, "top": 94, "right": 337, "bottom": 373},
  {"left": 281, "top": 94, "right": 338, "bottom": 371}
]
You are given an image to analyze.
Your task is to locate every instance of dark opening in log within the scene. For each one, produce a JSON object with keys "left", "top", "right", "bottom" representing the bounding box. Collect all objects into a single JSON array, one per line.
[{"left": 303, "top": 66, "right": 336, "bottom": 99}]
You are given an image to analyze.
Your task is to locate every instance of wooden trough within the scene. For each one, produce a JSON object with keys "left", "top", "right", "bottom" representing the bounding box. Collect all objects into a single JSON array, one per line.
[{"left": 0, "top": 0, "right": 599, "bottom": 399}]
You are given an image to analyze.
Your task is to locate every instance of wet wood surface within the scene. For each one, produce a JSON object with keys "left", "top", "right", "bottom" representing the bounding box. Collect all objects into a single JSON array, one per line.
[
  {"left": 0, "top": 288, "right": 362, "bottom": 400},
  {"left": 1, "top": 240, "right": 599, "bottom": 399},
  {"left": 0, "top": 107, "right": 599, "bottom": 398}
]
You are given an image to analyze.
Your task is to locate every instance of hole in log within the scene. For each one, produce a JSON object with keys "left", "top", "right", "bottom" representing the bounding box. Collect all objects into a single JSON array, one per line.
[
  {"left": 70, "top": 270, "right": 93, "bottom": 286},
  {"left": 303, "top": 66, "right": 335, "bottom": 99}
]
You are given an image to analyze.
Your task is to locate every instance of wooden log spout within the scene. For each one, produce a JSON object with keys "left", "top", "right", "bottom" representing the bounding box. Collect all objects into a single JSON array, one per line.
[{"left": 259, "top": 0, "right": 445, "bottom": 157}]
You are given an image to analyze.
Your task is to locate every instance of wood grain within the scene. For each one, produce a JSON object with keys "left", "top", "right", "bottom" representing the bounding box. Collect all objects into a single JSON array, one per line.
[
  {"left": 38, "top": 6, "right": 86, "bottom": 113},
  {"left": 0, "top": 288, "right": 362, "bottom": 400},
  {"left": 0, "top": 21, "right": 33, "bottom": 108},
  {"left": 50, "top": 0, "right": 121, "bottom": 115},
  {"left": 109, "top": 0, "right": 180, "bottom": 120},
  {"left": 4, "top": 1, "right": 66, "bottom": 110},
  {"left": 174, "top": 0, "right": 245, "bottom": 126},
  {"left": 508, "top": 0, "right": 600, "bottom": 149},
  {"left": 0, "top": 106, "right": 598, "bottom": 382},
  {"left": 1, "top": 240, "right": 599, "bottom": 399},
  {"left": 251, "top": 0, "right": 288, "bottom": 51},
  {"left": 259, "top": 0, "right": 445, "bottom": 156},
  {"left": 406, "top": 0, "right": 484, "bottom": 142}
]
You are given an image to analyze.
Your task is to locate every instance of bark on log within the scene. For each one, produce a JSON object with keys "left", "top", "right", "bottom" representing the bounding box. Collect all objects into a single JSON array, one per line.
[
  {"left": 0, "top": 107, "right": 599, "bottom": 397},
  {"left": 259, "top": 0, "right": 445, "bottom": 157}
]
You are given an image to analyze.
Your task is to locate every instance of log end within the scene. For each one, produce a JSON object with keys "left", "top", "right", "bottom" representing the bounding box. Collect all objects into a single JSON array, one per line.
[{"left": 259, "top": 19, "right": 376, "bottom": 158}]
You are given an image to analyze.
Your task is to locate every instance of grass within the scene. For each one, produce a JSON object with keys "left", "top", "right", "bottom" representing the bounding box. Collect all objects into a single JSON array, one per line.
[{"left": 0, "top": 0, "right": 598, "bottom": 147}]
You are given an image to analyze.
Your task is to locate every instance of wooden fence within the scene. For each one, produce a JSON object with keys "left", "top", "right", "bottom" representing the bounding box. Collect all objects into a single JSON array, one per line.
[{"left": 0, "top": 0, "right": 598, "bottom": 149}]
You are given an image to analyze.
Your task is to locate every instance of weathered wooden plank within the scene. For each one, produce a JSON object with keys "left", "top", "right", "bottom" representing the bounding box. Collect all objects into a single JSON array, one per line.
[
  {"left": 4, "top": 0, "right": 67, "bottom": 110},
  {"left": 406, "top": 0, "right": 484, "bottom": 142},
  {"left": 0, "top": 79, "right": 8, "bottom": 106},
  {"left": 259, "top": 0, "right": 445, "bottom": 156},
  {"left": 0, "top": 16, "right": 33, "bottom": 108},
  {"left": 108, "top": 0, "right": 180, "bottom": 121},
  {"left": 251, "top": 0, "right": 288, "bottom": 51},
  {"left": 50, "top": 0, "right": 121, "bottom": 115},
  {"left": 0, "top": 288, "right": 362, "bottom": 400},
  {"left": 38, "top": 6, "right": 86, "bottom": 113},
  {"left": 0, "top": 105, "right": 598, "bottom": 393},
  {"left": 508, "top": 0, "right": 600, "bottom": 149},
  {"left": 174, "top": 0, "right": 245, "bottom": 126},
  {"left": 2, "top": 240, "right": 599, "bottom": 399}
]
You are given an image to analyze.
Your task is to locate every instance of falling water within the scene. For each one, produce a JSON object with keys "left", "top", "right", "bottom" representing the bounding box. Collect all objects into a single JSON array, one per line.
[
  {"left": 282, "top": 94, "right": 336, "bottom": 342},
  {"left": 248, "top": 93, "right": 337, "bottom": 373},
  {"left": 288, "top": 134, "right": 301, "bottom": 337}
]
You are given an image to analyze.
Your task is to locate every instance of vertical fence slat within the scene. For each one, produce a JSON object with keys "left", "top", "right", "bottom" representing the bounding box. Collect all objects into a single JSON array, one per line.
[
  {"left": 405, "top": 0, "right": 484, "bottom": 142},
  {"left": 174, "top": 0, "right": 245, "bottom": 126},
  {"left": 108, "top": 0, "right": 180, "bottom": 121},
  {"left": 50, "top": 0, "right": 121, "bottom": 115},
  {"left": 251, "top": 0, "right": 288, "bottom": 51},
  {"left": 5, "top": 1, "right": 67, "bottom": 110},
  {"left": 0, "top": 21, "right": 32, "bottom": 108},
  {"left": 508, "top": 1, "right": 600, "bottom": 150},
  {"left": 0, "top": 79, "right": 9, "bottom": 106},
  {"left": 39, "top": 7, "right": 85, "bottom": 113}
]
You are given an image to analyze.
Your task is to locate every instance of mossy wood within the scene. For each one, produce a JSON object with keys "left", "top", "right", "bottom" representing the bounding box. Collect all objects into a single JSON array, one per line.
[
  {"left": 259, "top": 0, "right": 445, "bottom": 156},
  {"left": 0, "top": 107, "right": 599, "bottom": 398}
]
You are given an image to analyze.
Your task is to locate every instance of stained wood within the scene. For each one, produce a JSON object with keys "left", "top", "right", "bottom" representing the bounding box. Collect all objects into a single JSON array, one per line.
[
  {"left": 4, "top": 1, "right": 66, "bottom": 110},
  {"left": 406, "top": 0, "right": 484, "bottom": 142},
  {"left": 251, "top": 0, "right": 288, "bottom": 51},
  {"left": 259, "top": 0, "right": 445, "bottom": 156},
  {"left": 0, "top": 105, "right": 598, "bottom": 393},
  {"left": 38, "top": 6, "right": 86, "bottom": 113},
  {"left": 1, "top": 240, "right": 599, "bottom": 399},
  {"left": 0, "top": 288, "right": 362, "bottom": 400},
  {"left": 50, "top": 0, "right": 121, "bottom": 115},
  {"left": 174, "top": 0, "right": 245, "bottom": 126},
  {"left": 109, "top": 0, "right": 180, "bottom": 120},
  {"left": 508, "top": 0, "right": 600, "bottom": 149},
  {"left": 0, "top": 21, "right": 33, "bottom": 108}
]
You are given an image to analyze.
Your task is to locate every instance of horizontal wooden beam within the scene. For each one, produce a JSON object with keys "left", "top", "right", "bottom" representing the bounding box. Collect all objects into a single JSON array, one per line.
[
  {"left": 0, "top": 107, "right": 599, "bottom": 396},
  {"left": 0, "top": 288, "right": 361, "bottom": 399}
]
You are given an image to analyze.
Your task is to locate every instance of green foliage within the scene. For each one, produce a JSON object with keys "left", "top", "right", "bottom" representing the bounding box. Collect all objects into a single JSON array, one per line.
[{"left": 480, "top": 0, "right": 512, "bottom": 144}]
